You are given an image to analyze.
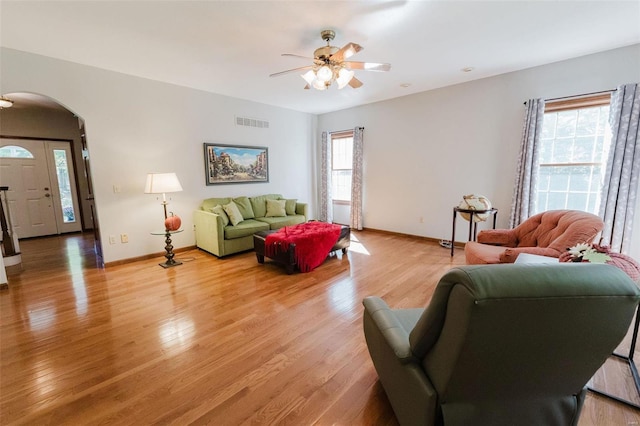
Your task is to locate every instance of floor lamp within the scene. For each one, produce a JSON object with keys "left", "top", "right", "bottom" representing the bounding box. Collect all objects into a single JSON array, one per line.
[{"left": 144, "top": 172, "right": 183, "bottom": 268}]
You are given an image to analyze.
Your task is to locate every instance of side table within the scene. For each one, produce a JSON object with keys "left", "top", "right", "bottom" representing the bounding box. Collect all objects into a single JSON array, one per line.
[
  {"left": 588, "top": 304, "right": 640, "bottom": 410},
  {"left": 151, "top": 229, "right": 183, "bottom": 268},
  {"left": 450, "top": 207, "right": 498, "bottom": 257}
]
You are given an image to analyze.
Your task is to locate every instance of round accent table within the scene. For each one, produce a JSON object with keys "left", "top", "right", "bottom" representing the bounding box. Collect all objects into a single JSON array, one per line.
[
  {"left": 450, "top": 207, "right": 498, "bottom": 257},
  {"left": 151, "top": 229, "right": 183, "bottom": 268}
]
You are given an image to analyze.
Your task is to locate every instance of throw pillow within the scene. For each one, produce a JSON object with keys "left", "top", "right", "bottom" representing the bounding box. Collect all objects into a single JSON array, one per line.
[
  {"left": 284, "top": 199, "right": 297, "bottom": 216},
  {"left": 265, "top": 199, "right": 286, "bottom": 217},
  {"left": 209, "top": 204, "right": 230, "bottom": 227},
  {"left": 223, "top": 201, "right": 244, "bottom": 226},
  {"left": 233, "top": 196, "right": 255, "bottom": 219}
]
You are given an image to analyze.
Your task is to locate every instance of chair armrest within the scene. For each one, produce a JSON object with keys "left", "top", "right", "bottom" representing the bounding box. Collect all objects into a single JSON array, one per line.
[
  {"left": 296, "top": 202, "right": 308, "bottom": 221},
  {"left": 500, "top": 247, "right": 562, "bottom": 263},
  {"left": 193, "top": 209, "right": 225, "bottom": 256},
  {"left": 477, "top": 229, "right": 518, "bottom": 247},
  {"left": 363, "top": 296, "right": 418, "bottom": 363}
]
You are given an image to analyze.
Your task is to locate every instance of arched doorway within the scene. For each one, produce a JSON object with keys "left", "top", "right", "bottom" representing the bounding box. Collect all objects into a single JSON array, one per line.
[{"left": 0, "top": 92, "right": 102, "bottom": 267}]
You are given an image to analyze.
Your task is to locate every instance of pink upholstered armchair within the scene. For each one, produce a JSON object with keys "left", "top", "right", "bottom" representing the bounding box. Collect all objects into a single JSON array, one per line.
[{"left": 465, "top": 210, "right": 604, "bottom": 264}]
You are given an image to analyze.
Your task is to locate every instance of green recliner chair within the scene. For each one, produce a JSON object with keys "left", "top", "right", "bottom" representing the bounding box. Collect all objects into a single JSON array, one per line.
[{"left": 363, "top": 264, "right": 640, "bottom": 426}]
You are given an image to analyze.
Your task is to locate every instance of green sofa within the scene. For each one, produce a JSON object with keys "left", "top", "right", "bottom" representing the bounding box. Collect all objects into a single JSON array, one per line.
[{"left": 194, "top": 194, "right": 307, "bottom": 257}]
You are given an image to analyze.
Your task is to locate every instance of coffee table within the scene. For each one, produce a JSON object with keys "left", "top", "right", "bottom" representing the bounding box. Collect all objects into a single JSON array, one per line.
[{"left": 253, "top": 224, "right": 350, "bottom": 274}]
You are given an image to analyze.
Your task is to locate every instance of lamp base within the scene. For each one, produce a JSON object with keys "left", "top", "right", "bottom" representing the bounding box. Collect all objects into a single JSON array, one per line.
[
  {"left": 159, "top": 230, "right": 182, "bottom": 268},
  {"left": 159, "top": 259, "right": 183, "bottom": 269}
]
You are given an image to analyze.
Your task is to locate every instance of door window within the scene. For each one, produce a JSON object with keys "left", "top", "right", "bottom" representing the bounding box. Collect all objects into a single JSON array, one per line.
[
  {"left": 0, "top": 145, "right": 34, "bottom": 158},
  {"left": 53, "top": 149, "right": 77, "bottom": 223}
]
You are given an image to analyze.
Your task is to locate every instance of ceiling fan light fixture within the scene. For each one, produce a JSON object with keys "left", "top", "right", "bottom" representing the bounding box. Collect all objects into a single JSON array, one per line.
[
  {"left": 336, "top": 68, "right": 354, "bottom": 89},
  {"left": 0, "top": 96, "right": 14, "bottom": 109},
  {"left": 272, "top": 29, "right": 390, "bottom": 92},
  {"left": 316, "top": 65, "right": 333, "bottom": 82},
  {"left": 301, "top": 70, "right": 316, "bottom": 86},
  {"left": 312, "top": 79, "right": 327, "bottom": 91}
]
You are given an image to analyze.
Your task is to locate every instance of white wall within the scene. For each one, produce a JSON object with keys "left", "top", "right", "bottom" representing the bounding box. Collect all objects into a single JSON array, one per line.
[
  {"left": 1, "top": 47, "right": 316, "bottom": 263},
  {"left": 318, "top": 44, "right": 640, "bottom": 259}
]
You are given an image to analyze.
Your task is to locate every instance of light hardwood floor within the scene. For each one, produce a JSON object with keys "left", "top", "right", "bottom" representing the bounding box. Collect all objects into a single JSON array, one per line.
[{"left": 1, "top": 231, "right": 639, "bottom": 425}]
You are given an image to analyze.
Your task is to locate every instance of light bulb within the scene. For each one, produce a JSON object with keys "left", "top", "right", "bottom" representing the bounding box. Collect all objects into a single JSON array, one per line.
[
  {"left": 336, "top": 68, "right": 354, "bottom": 89},
  {"left": 316, "top": 65, "right": 333, "bottom": 82},
  {"left": 301, "top": 70, "right": 316, "bottom": 85},
  {"left": 312, "top": 79, "right": 327, "bottom": 91}
]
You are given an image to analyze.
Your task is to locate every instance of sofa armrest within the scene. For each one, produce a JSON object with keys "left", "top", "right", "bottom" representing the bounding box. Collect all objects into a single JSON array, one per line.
[
  {"left": 477, "top": 229, "right": 518, "bottom": 247},
  {"left": 363, "top": 296, "right": 418, "bottom": 363},
  {"left": 500, "top": 246, "right": 562, "bottom": 263},
  {"left": 295, "top": 202, "right": 308, "bottom": 221},
  {"left": 194, "top": 209, "right": 225, "bottom": 257}
]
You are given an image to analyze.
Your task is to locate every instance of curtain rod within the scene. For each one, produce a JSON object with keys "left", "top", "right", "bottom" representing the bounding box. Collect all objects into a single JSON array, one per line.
[
  {"left": 329, "top": 127, "right": 364, "bottom": 134},
  {"left": 524, "top": 89, "right": 615, "bottom": 105},
  {"left": 545, "top": 89, "right": 614, "bottom": 102}
]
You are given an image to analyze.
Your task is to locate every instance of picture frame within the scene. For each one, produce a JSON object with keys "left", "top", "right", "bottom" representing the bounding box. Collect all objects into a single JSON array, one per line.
[{"left": 203, "top": 143, "right": 269, "bottom": 185}]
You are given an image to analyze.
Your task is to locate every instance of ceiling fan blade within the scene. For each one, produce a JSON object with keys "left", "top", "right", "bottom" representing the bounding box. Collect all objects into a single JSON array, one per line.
[
  {"left": 331, "top": 42, "right": 363, "bottom": 62},
  {"left": 349, "top": 76, "right": 363, "bottom": 89},
  {"left": 269, "top": 66, "right": 313, "bottom": 78},
  {"left": 282, "top": 53, "right": 315, "bottom": 60},
  {"left": 343, "top": 61, "right": 391, "bottom": 72}
]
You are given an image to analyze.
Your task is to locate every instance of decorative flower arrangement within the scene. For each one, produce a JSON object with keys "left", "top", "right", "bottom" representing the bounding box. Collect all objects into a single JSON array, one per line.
[{"left": 559, "top": 243, "right": 612, "bottom": 264}]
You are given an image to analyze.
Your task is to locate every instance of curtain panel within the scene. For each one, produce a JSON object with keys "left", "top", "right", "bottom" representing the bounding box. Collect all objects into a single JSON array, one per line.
[
  {"left": 350, "top": 127, "right": 364, "bottom": 230},
  {"left": 599, "top": 83, "right": 640, "bottom": 253},
  {"left": 509, "top": 99, "right": 545, "bottom": 228},
  {"left": 319, "top": 131, "right": 332, "bottom": 223}
]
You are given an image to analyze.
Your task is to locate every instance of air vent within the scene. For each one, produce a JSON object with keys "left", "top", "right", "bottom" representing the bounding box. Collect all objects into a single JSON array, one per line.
[{"left": 235, "top": 116, "right": 269, "bottom": 129}]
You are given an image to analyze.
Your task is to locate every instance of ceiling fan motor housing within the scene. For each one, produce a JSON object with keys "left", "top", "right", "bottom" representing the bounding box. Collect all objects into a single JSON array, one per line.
[
  {"left": 320, "top": 29, "right": 335, "bottom": 43},
  {"left": 315, "top": 29, "right": 339, "bottom": 62},
  {"left": 314, "top": 46, "right": 339, "bottom": 62}
]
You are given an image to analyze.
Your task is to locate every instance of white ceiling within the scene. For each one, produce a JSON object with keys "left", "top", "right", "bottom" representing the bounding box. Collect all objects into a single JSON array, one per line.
[{"left": 1, "top": 1, "right": 639, "bottom": 115}]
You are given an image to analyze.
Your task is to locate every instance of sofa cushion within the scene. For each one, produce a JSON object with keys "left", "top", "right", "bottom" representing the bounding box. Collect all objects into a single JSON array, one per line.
[
  {"left": 233, "top": 196, "right": 255, "bottom": 219},
  {"left": 465, "top": 242, "right": 509, "bottom": 264},
  {"left": 256, "top": 215, "right": 306, "bottom": 230},
  {"left": 249, "top": 194, "right": 282, "bottom": 218},
  {"left": 201, "top": 197, "right": 232, "bottom": 212},
  {"left": 210, "top": 204, "right": 230, "bottom": 226},
  {"left": 284, "top": 199, "right": 297, "bottom": 216},
  {"left": 266, "top": 199, "right": 286, "bottom": 217},
  {"left": 224, "top": 219, "right": 270, "bottom": 239},
  {"left": 223, "top": 201, "right": 244, "bottom": 226}
]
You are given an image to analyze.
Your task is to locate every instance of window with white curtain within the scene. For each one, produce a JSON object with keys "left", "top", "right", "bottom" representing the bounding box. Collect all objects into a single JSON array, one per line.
[
  {"left": 331, "top": 132, "right": 353, "bottom": 203},
  {"left": 536, "top": 94, "right": 612, "bottom": 214}
]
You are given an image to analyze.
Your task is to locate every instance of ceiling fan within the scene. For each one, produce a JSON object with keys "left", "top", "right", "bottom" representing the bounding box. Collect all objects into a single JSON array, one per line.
[{"left": 269, "top": 30, "right": 391, "bottom": 91}]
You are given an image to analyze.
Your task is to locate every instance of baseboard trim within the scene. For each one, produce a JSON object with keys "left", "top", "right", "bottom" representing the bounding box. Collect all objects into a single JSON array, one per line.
[
  {"left": 104, "top": 227, "right": 465, "bottom": 268},
  {"left": 105, "top": 245, "right": 197, "bottom": 268},
  {"left": 360, "top": 227, "right": 466, "bottom": 248}
]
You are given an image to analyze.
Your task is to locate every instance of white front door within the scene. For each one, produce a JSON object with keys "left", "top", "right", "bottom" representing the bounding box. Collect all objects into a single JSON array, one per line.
[{"left": 0, "top": 139, "right": 82, "bottom": 238}]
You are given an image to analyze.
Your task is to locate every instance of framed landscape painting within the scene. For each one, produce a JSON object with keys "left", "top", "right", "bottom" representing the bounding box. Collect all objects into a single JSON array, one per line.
[{"left": 203, "top": 143, "right": 269, "bottom": 185}]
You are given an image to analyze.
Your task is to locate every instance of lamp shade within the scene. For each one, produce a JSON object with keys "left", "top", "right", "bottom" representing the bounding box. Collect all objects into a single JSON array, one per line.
[
  {"left": 336, "top": 68, "right": 354, "bottom": 89},
  {"left": 144, "top": 173, "right": 183, "bottom": 194},
  {"left": 0, "top": 96, "right": 14, "bottom": 109}
]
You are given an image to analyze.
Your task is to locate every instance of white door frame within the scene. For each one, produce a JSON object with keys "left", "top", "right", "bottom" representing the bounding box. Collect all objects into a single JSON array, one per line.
[{"left": 0, "top": 139, "right": 82, "bottom": 238}]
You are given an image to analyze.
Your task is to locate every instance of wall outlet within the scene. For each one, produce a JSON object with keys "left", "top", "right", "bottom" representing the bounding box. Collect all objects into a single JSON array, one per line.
[
  {"left": 109, "top": 235, "right": 116, "bottom": 245},
  {"left": 120, "top": 233, "right": 128, "bottom": 243}
]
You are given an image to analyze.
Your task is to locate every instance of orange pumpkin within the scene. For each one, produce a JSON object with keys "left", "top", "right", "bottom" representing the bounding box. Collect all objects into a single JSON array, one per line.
[{"left": 164, "top": 212, "right": 181, "bottom": 231}]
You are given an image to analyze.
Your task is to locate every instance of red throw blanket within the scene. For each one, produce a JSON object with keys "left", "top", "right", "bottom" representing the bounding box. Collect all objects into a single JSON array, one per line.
[{"left": 265, "top": 222, "right": 342, "bottom": 272}]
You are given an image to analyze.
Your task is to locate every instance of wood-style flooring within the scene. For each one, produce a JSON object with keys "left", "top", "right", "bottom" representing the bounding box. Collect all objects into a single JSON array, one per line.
[{"left": 1, "top": 231, "right": 639, "bottom": 425}]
